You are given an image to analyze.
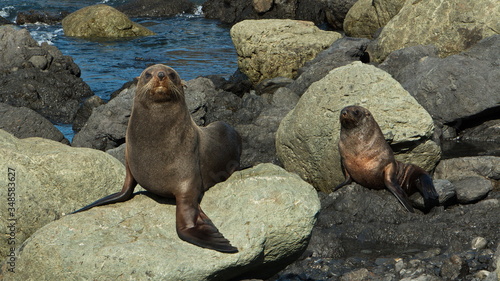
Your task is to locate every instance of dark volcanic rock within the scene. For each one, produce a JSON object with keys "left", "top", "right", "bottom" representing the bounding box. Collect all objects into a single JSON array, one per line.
[
  {"left": 0, "top": 17, "right": 11, "bottom": 25},
  {"left": 0, "top": 26, "right": 93, "bottom": 124},
  {"left": 16, "top": 9, "right": 69, "bottom": 25},
  {"left": 378, "top": 35, "right": 500, "bottom": 137},
  {"left": 116, "top": 0, "right": 195, "bottom": 17},
  {"left": 270, "top": 184, "right": 500, "bottom": 280},
  {"left": 287, "top": 37, "right": 371, "bottom": 96},
  {"left": 324, "top": 0, "right": 358, "bottom": 30},
  {"left": 0, "top": 103, "right": 68, "bottom": 144},
  {"left": 202, "top": 0, "right": 327, "bottom": 25}
]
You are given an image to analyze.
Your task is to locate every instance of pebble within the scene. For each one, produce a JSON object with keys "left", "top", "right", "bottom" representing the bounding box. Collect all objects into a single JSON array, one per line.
[{"left": 472, "top": 236, "right": 488, "bottom": 250}]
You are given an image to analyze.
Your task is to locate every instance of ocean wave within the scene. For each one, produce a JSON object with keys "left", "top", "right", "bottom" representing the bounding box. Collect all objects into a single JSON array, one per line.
[
  {"left": 177, "top": 5, "right": 203, "bottom": 18},
  {"left": 0, "top": 6, "right": 15, "bottom": 18}
]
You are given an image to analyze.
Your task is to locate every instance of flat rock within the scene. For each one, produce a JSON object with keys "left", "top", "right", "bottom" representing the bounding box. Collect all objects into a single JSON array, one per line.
[
  {"left": 434, "top": 156, "right": 500, "bottom": 181},
  {"left": 1, "top": 164, "right": 320, "bottom": 280},
  {"left": 0, "top": 129, "right": 126, "bottom": 260},
  {"left": 117, "top": 0, "right": 195, "bottom": 18},
  {"left": 453, "top": 177, "right": 493, "bottom": 204},
  {"left": 276, "top": 61, "right": 440, "bottom": 193}
]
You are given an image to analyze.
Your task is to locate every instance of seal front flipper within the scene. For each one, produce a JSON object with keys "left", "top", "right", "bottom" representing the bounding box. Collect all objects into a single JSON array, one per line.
[
  {"left": 176, "top": 198, "right": 238, "bottom": 253},
  {"left": 416, "top": 173, "right": 439, "bottom": 209},
  {"left": 334, "top": 163, "right": 353, "bottom": 191},
  {"left": 72, "top": 163, "right": 137, "bottom": 214},
  {"left": 384, "top": 165, "right": 415, "bottom": 213}
]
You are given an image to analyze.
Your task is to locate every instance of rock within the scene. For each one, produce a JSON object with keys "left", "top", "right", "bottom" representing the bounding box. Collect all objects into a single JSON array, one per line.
[
  {"left": 2, "top": 164, "right": 320, "bottom": 281},
  {"left": 72, "top": 84, "right": 134, "bottom": 150},
  {"left": 116, "top": 0, "right": 195, "bottom": 17},
  {"left": 471, "top": 237, "right": 488, "bottom": 250},
  {"left": 324, "top": 0, "right": 358, "bottom": 30},
  {"left": 460, "top": 119, "right": 500, "bottom": 143},
  {"left": 409, "top": 179, "right": 455, "bottom": 208},
  {"left": 287, "top": 37, "right": 371, "bottom": 96},
  {"left": 72, "top": 95, "right": 105, "bottom": 132},
  {"left": 16, "top": 9, "right": 69, "bottom": 25},
  {"left": 62, "top": 4, "right": 155, "bottom": 38},
  {"left": 453, "top": 176, "right": 493, "bottom": 204},
  {"left": 255, "top": 77, "right": 294, "bottom": 96},
  {"left": 0, "top": 16, "right": 11, "bottom": 25},
  {"left": 230, "top": 19, "right": 342, "bottom": 84},
  {"left": 0, "top": 103, "right": 68, "bottom": 144},
  {"left": 367, "top": 0, "right": 500, "bottom": 62},
  {"left": 276, "top": 61, "right": 440, "bottom": 193},
  {"left": 0, "top": 25, "right": 93, "bottom": 123},
  {"left": 379, "top": 35, "right": 500, "bottom": 131},
  {"left": 440, "top": 255, "right": 469, "bottom": 280},
  {"left": 202, "top": 0, "right": 328, "bottom": 25},
  {"left": 343, "top": 0, "right": 405, "bottom": 39},
  {"left": 0, "top": 129, "right": 126, "bottom": 260},
  {"left": 106, "top": 143, "right": 126, "bottom": 165},
  {"left": 434, "top": 156, "right": 500, "bottom": 181}
]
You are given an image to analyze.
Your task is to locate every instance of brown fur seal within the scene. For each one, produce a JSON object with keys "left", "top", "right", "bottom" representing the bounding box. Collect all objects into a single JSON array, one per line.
[
  {"left": 73, "top": 64, "right": 242, "bottom": 253},
  {"left": 335, "top": 105, "right": 438, "bottom": 212}
]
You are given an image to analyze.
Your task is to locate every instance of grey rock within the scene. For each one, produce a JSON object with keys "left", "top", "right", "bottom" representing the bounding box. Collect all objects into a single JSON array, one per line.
[
  {"left": 72, "top": 84, "right": 134, "bottom": 150},
  {"left": 324, "top": 0, "right": 358, "bottom": 30},
  {"left": 0, "top": 25, "right": 93, "bottom": 123},
  {"left": 0, "top": 129, "right": 126, "bottom": 259},
  {"left": 3, "top": 164, "right": 320, "bottom": 281},
  {"left": 288, "top": 37, "right": 371, "bottom": 96},
  {"left": 0, "top": 103, "right": 68, "bottom": 144},
  {"left": 409, "top": 179, "right": 455, "bottom": 208},
  {"left": 276, "top": 62, "right": 440, "bottom": 193},
  {"left": 434, "top": 156, "right": 500, "bottom": 181},
  {"left": 72, "top": 95, "right": 105, "bottom": 132},
  {"left": 106, "top": 143, "right": 126, "bottom": 165},
  {"left": 440, "top": 255, "right": 469, "bottom": 280},
  {"left": 378, "top": 35, "right": 500, "bottom": 129},
  {"left": 471, "top": 237, "right": 488, "bottom": 250},
  {"left": 453, "top": 176, "right": 493, "bottom": 204}
]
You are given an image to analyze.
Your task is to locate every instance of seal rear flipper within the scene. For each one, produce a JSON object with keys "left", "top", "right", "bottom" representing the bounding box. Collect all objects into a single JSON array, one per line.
[
  {"left": 384, "top": 166, "right": 415, "bottom": 213},
  {"left": 176, "top": 203, "right": 238, "bottom": 253},
  {"left": 417, "top": 173, "right": 439, "bottom": 209}
]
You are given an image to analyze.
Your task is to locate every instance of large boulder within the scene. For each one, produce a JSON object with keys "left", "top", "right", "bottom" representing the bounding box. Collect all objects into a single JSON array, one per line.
[
  {"left": 324, "top": 0, "right": 358, "bottom": 30},
  {"left": 0, "top": 26, "right": 93, "bottom": 123},
  {"left": 379, "top": 35, "right": 500, "bottom": 131},
  {"left": 343, "top": 0, "right": 406, "bottom": 39},
  {"left": 116, "top": 0, "right": 195, "bottom": 17},
  {"left": 0, "top": 103, "right": 68, "bottom": 144},
  {"left": 230, "top": 19, "right": 342, "bottom": 84},
  {"left": 2, "top": 164, "right": 320, "bottom": 280},
  {"left": 0, "top": 129, "right": 126, "bottom": 260},
  {"left": 62, "top": 4, "right": 155, "bottom": 38},
  {"left": 276, "top": 61, "right": 440, "bottom": 193},
  {"left": 366, "top": 0, "right": 500, "bottom": 62}
]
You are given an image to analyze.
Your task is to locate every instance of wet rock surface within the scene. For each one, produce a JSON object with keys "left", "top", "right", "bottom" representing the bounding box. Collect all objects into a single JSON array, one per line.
[
  {"left": 116, "top": 0, "right": 195, "bottom": 18},
  {"left": 269, "top": 183, "right": 500, "bottom": 281}
]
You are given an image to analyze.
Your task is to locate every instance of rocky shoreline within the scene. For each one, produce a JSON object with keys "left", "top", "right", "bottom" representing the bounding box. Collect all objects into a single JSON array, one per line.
[{"left": 1, "top": 0, "right": 499, "bottom": 280}]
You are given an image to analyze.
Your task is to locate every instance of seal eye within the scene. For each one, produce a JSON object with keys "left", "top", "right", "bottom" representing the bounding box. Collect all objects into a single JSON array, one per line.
[
  {"left": 353, "top": 110, "right": 360, "bottom": 116},
  {"left": 168, "top": 72, "right": 178, "bottom": 82},
  {"left": 145, "top": 72, "right": 152, "bottom": 80}
]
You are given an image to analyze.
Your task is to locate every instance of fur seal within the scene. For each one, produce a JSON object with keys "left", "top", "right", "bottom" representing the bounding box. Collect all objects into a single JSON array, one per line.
[
  {"left": 335, "top": 105, "right": 438, "bottom": 212},
  {"left": 73, "top": 64, "right": 242, "bottom": 253}
]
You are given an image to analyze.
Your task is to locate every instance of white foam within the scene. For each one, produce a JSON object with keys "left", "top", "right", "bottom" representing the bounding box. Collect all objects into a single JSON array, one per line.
[{"left": 0, "top": 6, "right": 15, "bottom": 18}]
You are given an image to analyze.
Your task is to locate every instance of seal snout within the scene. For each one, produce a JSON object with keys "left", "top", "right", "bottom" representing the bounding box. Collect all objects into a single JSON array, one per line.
[{"left": 157, "top": 71, "right": 166, "bottom": 80}]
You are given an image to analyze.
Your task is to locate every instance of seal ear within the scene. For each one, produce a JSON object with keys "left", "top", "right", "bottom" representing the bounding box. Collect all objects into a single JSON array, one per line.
[{"left": 181, "top": 80, "right": 187, "bottom": 89}]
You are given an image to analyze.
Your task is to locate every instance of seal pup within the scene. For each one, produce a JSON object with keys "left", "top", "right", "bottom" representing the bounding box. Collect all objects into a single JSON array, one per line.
[
  {"left": 73, "top": 64, "right": 242, "bottom": 253},
  {"left": 335, "top": 105, "right": 439, "bottom": 212}
]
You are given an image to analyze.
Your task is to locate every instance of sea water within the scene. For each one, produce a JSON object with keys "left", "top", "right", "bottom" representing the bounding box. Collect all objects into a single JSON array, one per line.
[{"left": 1, "top": 0, "right": 237, "bottom": 140}]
